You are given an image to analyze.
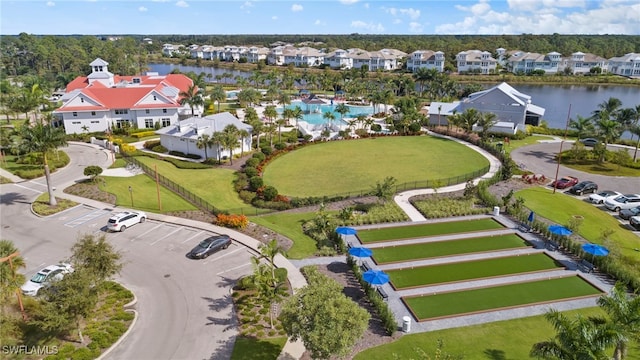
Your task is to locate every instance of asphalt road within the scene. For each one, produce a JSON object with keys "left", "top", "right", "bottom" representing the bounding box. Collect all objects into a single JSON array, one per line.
[
  {"left": 0, "top": 143, "right": 255, "bottom": 360},
  {"left": 510, "top": 141, "right": 639, "bottom": 194}
]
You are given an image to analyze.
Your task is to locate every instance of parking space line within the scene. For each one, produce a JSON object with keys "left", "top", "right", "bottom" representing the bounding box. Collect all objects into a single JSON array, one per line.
[
  {"left": 130, "top": 223, "right": 164, "bottom": 242},
  {"left": 12, "top": 183, "right": 43, "bottom": 193},
  {"left": 216, "top": 262, "right": 252, "bottom": 275},
  {"left": 181, "top": 231, "right": 206, "bottom": 244},
  {"left": 150, "top": 227, "right": 183, "bottom": 246},
  {"left": 202, "top": 247, "right": 244, "bottom": 265},
  {"left": 64, "top": 209, "right": 112, "bottom": 228}
]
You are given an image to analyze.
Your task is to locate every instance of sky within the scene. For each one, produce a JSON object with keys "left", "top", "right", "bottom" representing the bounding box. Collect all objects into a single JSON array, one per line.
[{"left": 1, "top": 0, "right": 639, "bottom": 35}]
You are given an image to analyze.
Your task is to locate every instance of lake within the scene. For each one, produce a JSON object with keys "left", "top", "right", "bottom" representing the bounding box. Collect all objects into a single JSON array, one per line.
[{"left": 148, "top": 63, "right": 639, "bottom": 131}]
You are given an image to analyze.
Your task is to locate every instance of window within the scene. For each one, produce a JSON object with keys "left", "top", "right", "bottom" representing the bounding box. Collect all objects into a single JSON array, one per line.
[
  {"left": 153, "top": 95, "right": 157, "bottom": 101},
  {"left": 133, "top": 78, "right": 141, "bottom": 84},
  {"left": 161, "top": 118, "right": 171, "bottom": 127},
  {"left": 115, "top": 109, "right": 128, "bottom": 115},
  {"left": 80, "top": 98, "right": 84, "bottom": 103},
  {"left": 145, "top": 109, "right": 150, "bottom": 114},
  {"left": 91, "top": 111, "right": 96, "bottom": 116},
  {"left": 145, "top": 119, "right": 154, "bottom": 128},
  {"left": 162, "top": 109, "right": 167, "bottom": 113},
  {"left": 72, "top": 121, "right": 81, "bottom": 124},
  {"left": 91, "top": 121, "right": 99, "bottom": 124},
  {"left": 73, "top": 112, "right": 77, "bottom": 117}
]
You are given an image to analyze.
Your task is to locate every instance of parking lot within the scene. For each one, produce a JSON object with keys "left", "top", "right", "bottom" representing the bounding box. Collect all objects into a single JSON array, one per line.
[{"left": 18, "top": 204, "right": 256, "bottom": 360}]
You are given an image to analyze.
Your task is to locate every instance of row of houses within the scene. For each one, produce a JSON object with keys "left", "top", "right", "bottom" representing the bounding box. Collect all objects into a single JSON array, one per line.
[{"left": 163, "top": 43, "right": 640, "bottom": 77}]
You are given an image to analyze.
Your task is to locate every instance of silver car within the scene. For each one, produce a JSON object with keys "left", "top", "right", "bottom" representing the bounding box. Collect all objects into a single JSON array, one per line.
[{"left": 21, "top": 263, "right": 74, "bottom": 296}]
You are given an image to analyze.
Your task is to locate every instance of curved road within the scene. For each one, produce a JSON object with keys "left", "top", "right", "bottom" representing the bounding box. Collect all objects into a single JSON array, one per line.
[{"left": 511, "top": 140, "right": 639, "bottom": 194}]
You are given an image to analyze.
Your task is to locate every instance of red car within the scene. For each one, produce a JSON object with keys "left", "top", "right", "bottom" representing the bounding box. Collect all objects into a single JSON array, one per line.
[{"left": 551, "top": 176, "right": 579, "bottom": 189}]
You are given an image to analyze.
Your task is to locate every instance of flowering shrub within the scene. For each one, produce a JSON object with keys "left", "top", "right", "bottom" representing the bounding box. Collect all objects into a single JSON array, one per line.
[
  {"left": 120, "top": 143, "right": 137, "bottom": 154},
  {"left": 216, "top": 214, "right": 248, "bottom": 229}
]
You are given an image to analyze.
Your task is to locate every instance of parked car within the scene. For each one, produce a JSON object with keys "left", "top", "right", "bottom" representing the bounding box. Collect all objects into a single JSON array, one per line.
[
  {"left": 589, "top": 190, "right": 622, "bottom": 204},
  {"left": 551, "top": 176, "right": 579, "bottom": 189},
  {"left": 619, "top": 206, "right": 640, "bottom": 220},
  {"left": 604, "top": 194, "right": 640, "bottom": 212},
  {"left": 630, "top": 216, "right": 640, "bottom": 231},
  {"left": 21, "top": 263, "right": 74, "bottom": 296},
  {"left": 579, "top": 138, "right": 599, "bottom": 147},
  {"left": 186, "top": 235, "right": 232, "bottom": 259},
  {"left": 569, "top": 181, "right": 598, "bottom": 195},
  {"left": 107, "top": 211, "right": 147, "bottom": 232}
]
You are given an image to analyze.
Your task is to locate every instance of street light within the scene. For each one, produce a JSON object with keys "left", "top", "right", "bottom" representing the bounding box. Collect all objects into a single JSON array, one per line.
[{"left": 128, "top": 186, "right": 133, "bottom": 207}]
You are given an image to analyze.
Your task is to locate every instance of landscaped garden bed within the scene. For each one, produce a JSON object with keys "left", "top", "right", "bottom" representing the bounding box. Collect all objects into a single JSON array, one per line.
[
  {"left": 357, "top": 218, "right": 505, "bottom": 243},
  {"left": 371, "top": 233, "right": 531, "bottom": 264},
  {"left": 402, "top": 275, "right": 603, "bottom": 321},
  {"left": 387, "top": 252, "right": 562, "bottom": 289}
]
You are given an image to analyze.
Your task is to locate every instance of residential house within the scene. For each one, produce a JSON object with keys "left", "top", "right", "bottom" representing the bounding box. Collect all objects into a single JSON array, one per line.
[
  {"left": 245, "top": 46, "right": 270, "bottom": 63},
  {"left": 561, "top": 52, "right": 608, "bottom": 74},
  {"left": 324, "top": 49, "right": 353, "bottom": 69},
  {"left": 406, "top": 50, "right": 445, "bottom": 73},
  {"left": 608, "top": 53, "right": 640, "bottom": 77},
  {"left": 162, "top": 44, "right": 185, "bottom": 57},
  {"left": 456, "top": 50, "right": 497, "bottom": 74},
  {"left": 54, "top": 58, "right": 201, "bottom": 135},
  {"left": 506, "top": 51, "right": 562, "bottom": 74},
  {"left": 155, "top": 112, "right": 252, "bottom": 160},
  {"left": 427, "top": 82, "right": 545, "bottom": 134}
]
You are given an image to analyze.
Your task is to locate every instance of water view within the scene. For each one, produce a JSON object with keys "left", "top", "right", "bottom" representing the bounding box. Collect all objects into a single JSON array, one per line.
[{"left": 279, "top": 102, "right": 375, "bottom": 125}]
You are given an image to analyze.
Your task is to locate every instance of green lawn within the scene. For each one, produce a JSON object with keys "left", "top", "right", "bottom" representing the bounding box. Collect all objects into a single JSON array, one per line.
[
  {"left": 358, "top": 218, "right": 504, "bottom": 243},
  {"left": 497, "top": 134, "right": 557, "bottom": 155},
  {"left": 134, "top": 156, "right": 254, "bottom": 212},
  {"left": 563, "top": 160, "right": 640, "bottom": 177},
  {"left": 404, "top": 276, "right": 602, "bottom": 320},
  {"left": 372, "top": 234, "right": 530, "bottom": 264},
  {"left": 250, "top": 211, "right": 324, "bottom": 259},
  {"left": 100, "top": 175, "right": 198, "bottom": 212},
  {"left": 230, "top": 336, "right": 287, "bottom": 360},
  {"left": 516, "top": 187, "right": 640, "bottom": 260},
  {"left": 353, "top": 307, "right": 640, "bottom": 360},
  {"left": 262, "top": 136, "right": 489, "bottom": 197},
  {"left": 388, "top": 253, "right": 560, "bottom": 289}
]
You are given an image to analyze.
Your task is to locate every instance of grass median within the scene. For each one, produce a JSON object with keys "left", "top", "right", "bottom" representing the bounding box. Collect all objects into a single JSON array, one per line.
[
  {"left": 100, "top": 175, "right": 197, "bottom": 212},
  {"left": 358, "top": 218, "right": 504, "bottom": 243},
  {"left": 388, "top": 253, "right": 560, "bottom": 289}
]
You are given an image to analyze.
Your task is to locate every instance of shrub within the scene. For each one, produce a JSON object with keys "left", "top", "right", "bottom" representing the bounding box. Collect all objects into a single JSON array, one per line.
[
  {"left": 274, "top": 142, "right": 286, "bottom": 150},
  {"left": 131, "top": 130, "right": 157, "bottom": 138},
  {"left": 169, "top": 150, "right": 186, "bottom": 157},
  {"left": 144, "top": 140, "right": 161, "bottom": 149},
  {"left": 274, "top": 267, "right": 288, "bottom": 284},
  {"left": 151, "top": 145, "right": 168, "bottom": 153},
  {"left": 239, "top": 190, "right": 256, "bottom": 202},
  {"left": 249, "top": 176, "right": 263, "bottom": 191},
  {"left": 261, "top": 146, "right": 273, "bottom": 156},
  {"left": 184, "top": 153, "right": 202, "bottom": 160},
  {"left": 83, "top": 165, "right": 103, "bottom": 181},
  {"left": 216, "top": 213, "right": 249, "bottom": 229},
  {"left": 262, "top": 186, "right": 278, "bottom": 201},
  {"left": 245, "top": 157, "right": 260, "bottom": 168},
  {"left": 252, "top": 152, "right": 266, "bottom": 161},
  {"left": 244, "top": 166, "right": 259, "bottom": 177}
]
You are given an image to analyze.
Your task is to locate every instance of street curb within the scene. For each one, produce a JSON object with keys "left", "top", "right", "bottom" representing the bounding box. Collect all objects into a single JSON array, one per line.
[{"left": 96, "top": 286, "right": 139, "bottom": 360}]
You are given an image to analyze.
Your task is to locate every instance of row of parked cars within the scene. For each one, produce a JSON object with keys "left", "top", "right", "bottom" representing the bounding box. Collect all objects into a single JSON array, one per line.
[{"left": 550, "top": 176, "right": 640, "bottom": 231}]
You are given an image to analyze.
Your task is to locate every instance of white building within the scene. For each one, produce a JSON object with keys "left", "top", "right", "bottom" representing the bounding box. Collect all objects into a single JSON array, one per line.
[
  {"left": 155, "top": 112, "right": 252, "bottom": 160},
  {"left": 561, "top": 52, "right": 608, "bottom": 75},
  {"left": 406, "top": 50, "right": 445, "bottom": 73},
  {"left": 608, "top": 53, "right": 640, "bottom": 77},
  {"left": 456, "top": 50, "right": 497, "bottom": 74},
  {"left": 54, "top": 58, "right": 201, "bottom": 135}
]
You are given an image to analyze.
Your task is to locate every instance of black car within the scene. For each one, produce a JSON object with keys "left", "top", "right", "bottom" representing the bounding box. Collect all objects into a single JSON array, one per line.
[
  {"left": 619, "top": 206, "right": 640, "bottom": 220},
  {"left": 186, "top": 235, "right": 232, "bottom": 259},
  {"left": 569, "top": 181, "right": 598, "bottom": 195}
]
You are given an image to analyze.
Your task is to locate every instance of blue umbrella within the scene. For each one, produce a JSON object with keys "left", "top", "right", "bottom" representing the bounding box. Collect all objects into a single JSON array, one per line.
[
  {"left": 348, "top": 247, "right": 373, "bottom": 258},
  {"left": 336, "top": 227, "right": 357, "bottom": 235},
  {"left": 548, "top": 224, "right": 572, "bottom": 236},
  {"left": 582, "top": 243, "right": 609, "bottom": 256},
  {"left": 362, "top": 270, "right": 390, "bottom": 286},
  {"left": 528, "top": 211, "right": 535, "bottom": 223}
]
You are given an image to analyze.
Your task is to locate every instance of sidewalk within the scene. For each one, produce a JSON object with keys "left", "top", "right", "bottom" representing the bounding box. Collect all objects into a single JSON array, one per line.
[{"left": 0, "top": 166, "right": 25, "bottom": 183}]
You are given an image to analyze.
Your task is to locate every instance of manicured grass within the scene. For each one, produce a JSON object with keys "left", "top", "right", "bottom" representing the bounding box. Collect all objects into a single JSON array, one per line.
[
  {"left": 516, "top": 187, "right": 640, "bottom": 260},
  {"left": 262, "top": 136, "right": 489, "bottom": 197},
  {"left": 357, "top": 218, "right": 504, "bottom": 243},
  {"left": 388, "top": 253, "right": 560, "bottom": 289},
  {"left": 563, "top": 160, "right": 640, "bottom": 177},
  {"left": 230, "top": 336, "right": 287, "bottom": 360},
  {"left": 250, "top": 211, "right": 325, "bottom": 259},
  {"left": 494, "top": 134, "right": 557, "bottom": 155},
  {"left": 134, "top": 156, "right": 254, "bottom": 212},
  {"left": 32, "top": 193, "right": 79, "bottom": 216},
  {"left": 100, "top": 175, "right": 198, "bottom": 212},
  {"left": 372, "top": 234, "right": 530, "bottom": 264},
  {"left": 404, "top": 276, "right": 602, "bottom": 320},
  {"left": 353, "top": 307, "right": 639, "bottom": 360}
]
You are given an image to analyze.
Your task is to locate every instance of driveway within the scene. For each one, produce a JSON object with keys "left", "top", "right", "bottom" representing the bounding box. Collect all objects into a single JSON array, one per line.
[{"left": 510, "top": 141, "right": 639, "bottom": 194}]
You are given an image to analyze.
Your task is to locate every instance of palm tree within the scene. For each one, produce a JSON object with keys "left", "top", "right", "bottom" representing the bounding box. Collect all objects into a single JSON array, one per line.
[
  {"left": 276, "top": 118, "right": 287, "bottom": 143},
  {"left": 531, "top": 309, "right": 616, "bottom": 360},
  {"left": 291, "top": 106, "right": 303, "bottom": 131},
  {"left": 248, "top": 118, "right": 264, "bottom": 149},
  {"left": 196, "top": 134, "right": 213, "bottom": 159},
  {"left": 265, "top": 123, "right": 277, "bottom": 147},
  {"left": 595, "top": 111, "right": 621, "bottom": 162},
  {"left": 323, "top": 111, "right": 336, "bottom": 133},
  {"left": 220, "top": 124, "right": 240, "bottom": 165},
  {"left": 19, "top": 122, "right": 67, "bottom": 206},
  {"left": 179, "top": 84, "right": 204, "bottom": 117},
  {"left": 334, "top": 103, "right": 349, "bottom": 120},
  {"left": 209, "top": 85, "right": 226, "bottom": 113},
  {"left": 476, "top": 112, "right": 498, "bottom": 140},
  {"left": 597, "top": 283, "right": 640, "bottom": 360},
  {"left": 0, "top": 239, "right": 26, "bottom": 317},
  {"left": 238, "top": 128, "right": 250, "bottom": 157},
  {"left": 593, "top": 97, "right": 622, "bottom": 119},
  {"left": 412, "top": 67, "right": 438, "bottom": 98},
  {"left": 458, "top": 108, "right": 481, "bottom": 133},
  {"left": 570, "top": 115, "right": 595, "bottom": 140},
  {"left": 277, "top": 92, "right": 291, "bottom": 108},
  {"left": 264, "top": 105, "right": 278, "bottom": 124}
]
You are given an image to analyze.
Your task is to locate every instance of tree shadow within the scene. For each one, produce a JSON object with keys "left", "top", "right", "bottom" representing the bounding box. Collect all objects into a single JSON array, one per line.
[
  {"left": 0, "top": 191, "right": 29, "bottom": 205},
  {"left": 204, "top": 336, "right": 236, "bottom": 360},
  {"left": 483, "top": 348, "right": 506, "bottom": 360},
  {"left": 206, "top": 336, "right": 285, "bottom": 360},
  {"left": 203, "top": 294, "right": 232, "bottom": 313},
  {"left": 523, "top": 150, "right": 556, "bottom": 164}
]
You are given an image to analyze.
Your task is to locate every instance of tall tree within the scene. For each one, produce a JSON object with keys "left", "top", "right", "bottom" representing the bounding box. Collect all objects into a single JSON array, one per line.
[
  {"left": 570, "top": 115, "right": 595, "bottom": 140},
  {"left": 220, "top": 124, "right": 240, "bottom": 165},
  {"left": 279, "top": 267, "right": 370, "bottom": 360},
  {"left": 0, "top": 240, "right": 26, "bottom": 313},
  {"left": 373, "top": 176, "right": 397, "bottom": 203},
  {"left": 179, "top": 84, "right": 204, "bottom": 117},
  {"left": 334, "top": 103, "right": 349, "bottom": 120},
  {"left": 476, "top": 112, "right": 498, "bottom": 140},
  {"left": 209, "top": 85, "right": 226, "bottom": 113},
  {"left": 196, "top": 134, "right": 213, "bottom": 159},
  {"left": 19, "top": 122, "right": 67, "bottom": 206},
  {"left": 597, "top": 283, "right": 640, "bottom": 360}
]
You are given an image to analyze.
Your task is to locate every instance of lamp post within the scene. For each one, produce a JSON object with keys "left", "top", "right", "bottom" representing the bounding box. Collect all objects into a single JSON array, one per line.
[
  {"left": 128, "top": 186, "right": 133, "bottom": 207},
  {"left": 553, "top": 104, "right": 572, "bottom": 194}
]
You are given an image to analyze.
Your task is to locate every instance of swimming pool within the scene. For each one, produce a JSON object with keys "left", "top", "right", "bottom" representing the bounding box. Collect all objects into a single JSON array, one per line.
[{"left": 280, "top": 102, "right": 375, "bottom": 125}]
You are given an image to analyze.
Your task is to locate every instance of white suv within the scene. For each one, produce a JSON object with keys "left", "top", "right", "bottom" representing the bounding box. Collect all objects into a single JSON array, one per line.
[
  {"left": 21, "top": 263, "right": 74, "bottom": 296},
  {"left": 107, "top": 211, "right": 147, "bottom": 232},
  {"left": 604, "top": 194, "right": 640, "bottom": 212}
]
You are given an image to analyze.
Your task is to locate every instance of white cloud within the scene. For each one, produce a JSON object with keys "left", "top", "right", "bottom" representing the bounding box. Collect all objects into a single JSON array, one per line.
[
  {"left": 350, "top": 20, "right": 384, "bottom": 33},
  {"left": 364, "top": 3, "right": 369, "bottom": 9},
  {"left": 176, "top": 1, "right": 188, "bottom": 8},
  {"left": 384, "top": 7, "right": 420, "bottom": 20},
  {"left": 314, "top": 19, "right": 326, "bottom": 26},
  {"left": 240, "top": 1, "right": 253, "bottom": 11},
  {"left": 339, "top": 0, "right": 359, "bottom": 4},
  {"left": 408, "top": 22, "right": 423, "bottom": 33},
  {"left": 393, "top": 19, "right": 402, "bottom": 24},
  {"left": 291, "top": 4, "right": 303, "bottom": 12},
  {"left": 507, "top": 0, "right": 586, "bottom": 12},
  {"left": 46, "top": 1, "right": 55, "bottom": 6},
  {"left": 455, "top": 0, "right": 491, "bottom": 16},
  {"left": 138, "top": 6, "right": 148, "bottom": 12}
]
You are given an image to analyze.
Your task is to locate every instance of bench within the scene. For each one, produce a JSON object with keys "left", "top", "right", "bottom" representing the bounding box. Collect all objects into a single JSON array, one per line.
[
  {"left": 518, "top": 223, "right": 532, "bottom": 233},
  {"left": 578, "top": 259, "right": 595, "bottom": 273},
  {"left": 377, "top": 287, "right": 389, "bottom": 301},
  {"left": 360, "top": 262, "right": 371, "bottom": 273}
]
